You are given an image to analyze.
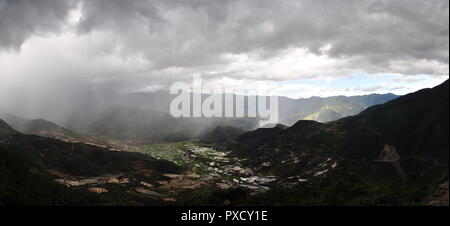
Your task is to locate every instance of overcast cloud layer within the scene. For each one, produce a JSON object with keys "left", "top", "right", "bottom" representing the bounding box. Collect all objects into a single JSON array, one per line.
[{"left": 0, "top": 0, "right": 449, "bottom": 103}]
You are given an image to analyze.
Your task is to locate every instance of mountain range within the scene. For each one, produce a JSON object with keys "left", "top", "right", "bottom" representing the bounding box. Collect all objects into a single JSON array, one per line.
[
  {"left": 0, "top": 81, "right": 447, "bottom": 206},
  {"left": 227, "top": 80, "right": 448, "bottom": 161},
  {"left": 1, "top": 92, "right": 398, "bottom": 143},
  {"left": 207, "top": 80, "right": 448, "bottom": 205},
  {"left": 278, "top": 93, "right": 398, "bottom": 125},
  {"left": 0, "top": 118, "right": 181, "bottom": 205}
]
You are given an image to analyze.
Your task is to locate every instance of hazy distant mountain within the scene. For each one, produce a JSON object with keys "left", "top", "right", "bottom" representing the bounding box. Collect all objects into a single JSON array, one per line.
[
  {"left": 278, "top": 93, "right": 398, "bottom": 125},
  {"left": 303, "top": 108, "right": 342, "bottom": 122},
  {"left": 63, "top": 92, "right": 396, "bottom": 142},
  {"left": 200, "top": 125, "right": 245, "bottom": 145},
  {"left": 2, "top": 90, "right": 397, "bottom": 143},
  {"left": 68, "top": 106, "right": 260, "bottom": 143},
  {"left": 79, "top": 107, "right": 191, "bottom": 142},
  {"left": 0, "top": 112, "right": 102, "bottom": 144}
]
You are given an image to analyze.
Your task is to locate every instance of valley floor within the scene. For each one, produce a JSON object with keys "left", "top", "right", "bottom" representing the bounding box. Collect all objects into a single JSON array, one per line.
[
  {"left": 51, "top": 141, "right": 281, "bottom": 204},
  {"left": 46, "top": 140, "right": 448, "bottom": 206}
]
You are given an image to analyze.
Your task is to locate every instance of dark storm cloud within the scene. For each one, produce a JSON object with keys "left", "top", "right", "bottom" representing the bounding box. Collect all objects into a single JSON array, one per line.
[
  {"left": 0, "top": 0, "right": 76, "bottom": 50},
  {"left": 1, "top": 0, "right": 448, "bottom": 130},
  {"left": 0, "top": 0, "right": 448, "bottom": 86},
  {"left": 65, "top": 0, "right": 449, "bottom": 74}
]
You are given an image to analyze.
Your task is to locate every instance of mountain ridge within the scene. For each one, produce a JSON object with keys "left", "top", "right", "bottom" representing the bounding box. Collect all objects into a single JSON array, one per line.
[
  {"left": 0, "top": 119, "right": 18, "bottom": 137},
  {"left": 227, "top": 80, "right": 449, "bottom": 163}
]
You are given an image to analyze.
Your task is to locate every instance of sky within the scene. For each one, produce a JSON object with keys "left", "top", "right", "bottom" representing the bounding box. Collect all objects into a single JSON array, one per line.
[{"left": 0, "top": 0, "right": 449, "bottom": 100}]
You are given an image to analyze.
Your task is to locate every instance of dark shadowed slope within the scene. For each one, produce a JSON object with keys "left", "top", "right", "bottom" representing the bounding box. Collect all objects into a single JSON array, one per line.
[
  {"left": 0, "top": 119, "right": 181, "bottom": 205},
  {"left": 0, "top": 119, "right": 18, "bottom": 136},
  {"left": 200, "top": 125, "right": 245, "bottom": 145},
  {"left": 0, "top": 118, "right": 181, "bottom": 177},
  {"left": 0, "top": 112, "right": 110, "bottom": 147},
  {"left": 76, "top": 106, "right": 260, "bottom": 143},
  {"left": 333, "top": 79, "right": 449, "bottom": 159},
  {"left": 219, "top": 81, "right": 448, "bottom": 206},
  {"left": 278, "top": 93, "right": 398, "bottom": 124},
  {"left": 229, "top": 80, "right": 449, "bottom": 161}
]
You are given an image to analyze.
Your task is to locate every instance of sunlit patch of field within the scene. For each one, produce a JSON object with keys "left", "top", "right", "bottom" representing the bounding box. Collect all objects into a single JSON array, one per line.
[
  {"left": 131, "top": 140, "right": 275, "bottom": 194},
  {"left": 136, "top": 141, "right": 190, "bottom": 166},
  {"left": 133, "top": 140, "right": 215, "bottom": 176}
]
